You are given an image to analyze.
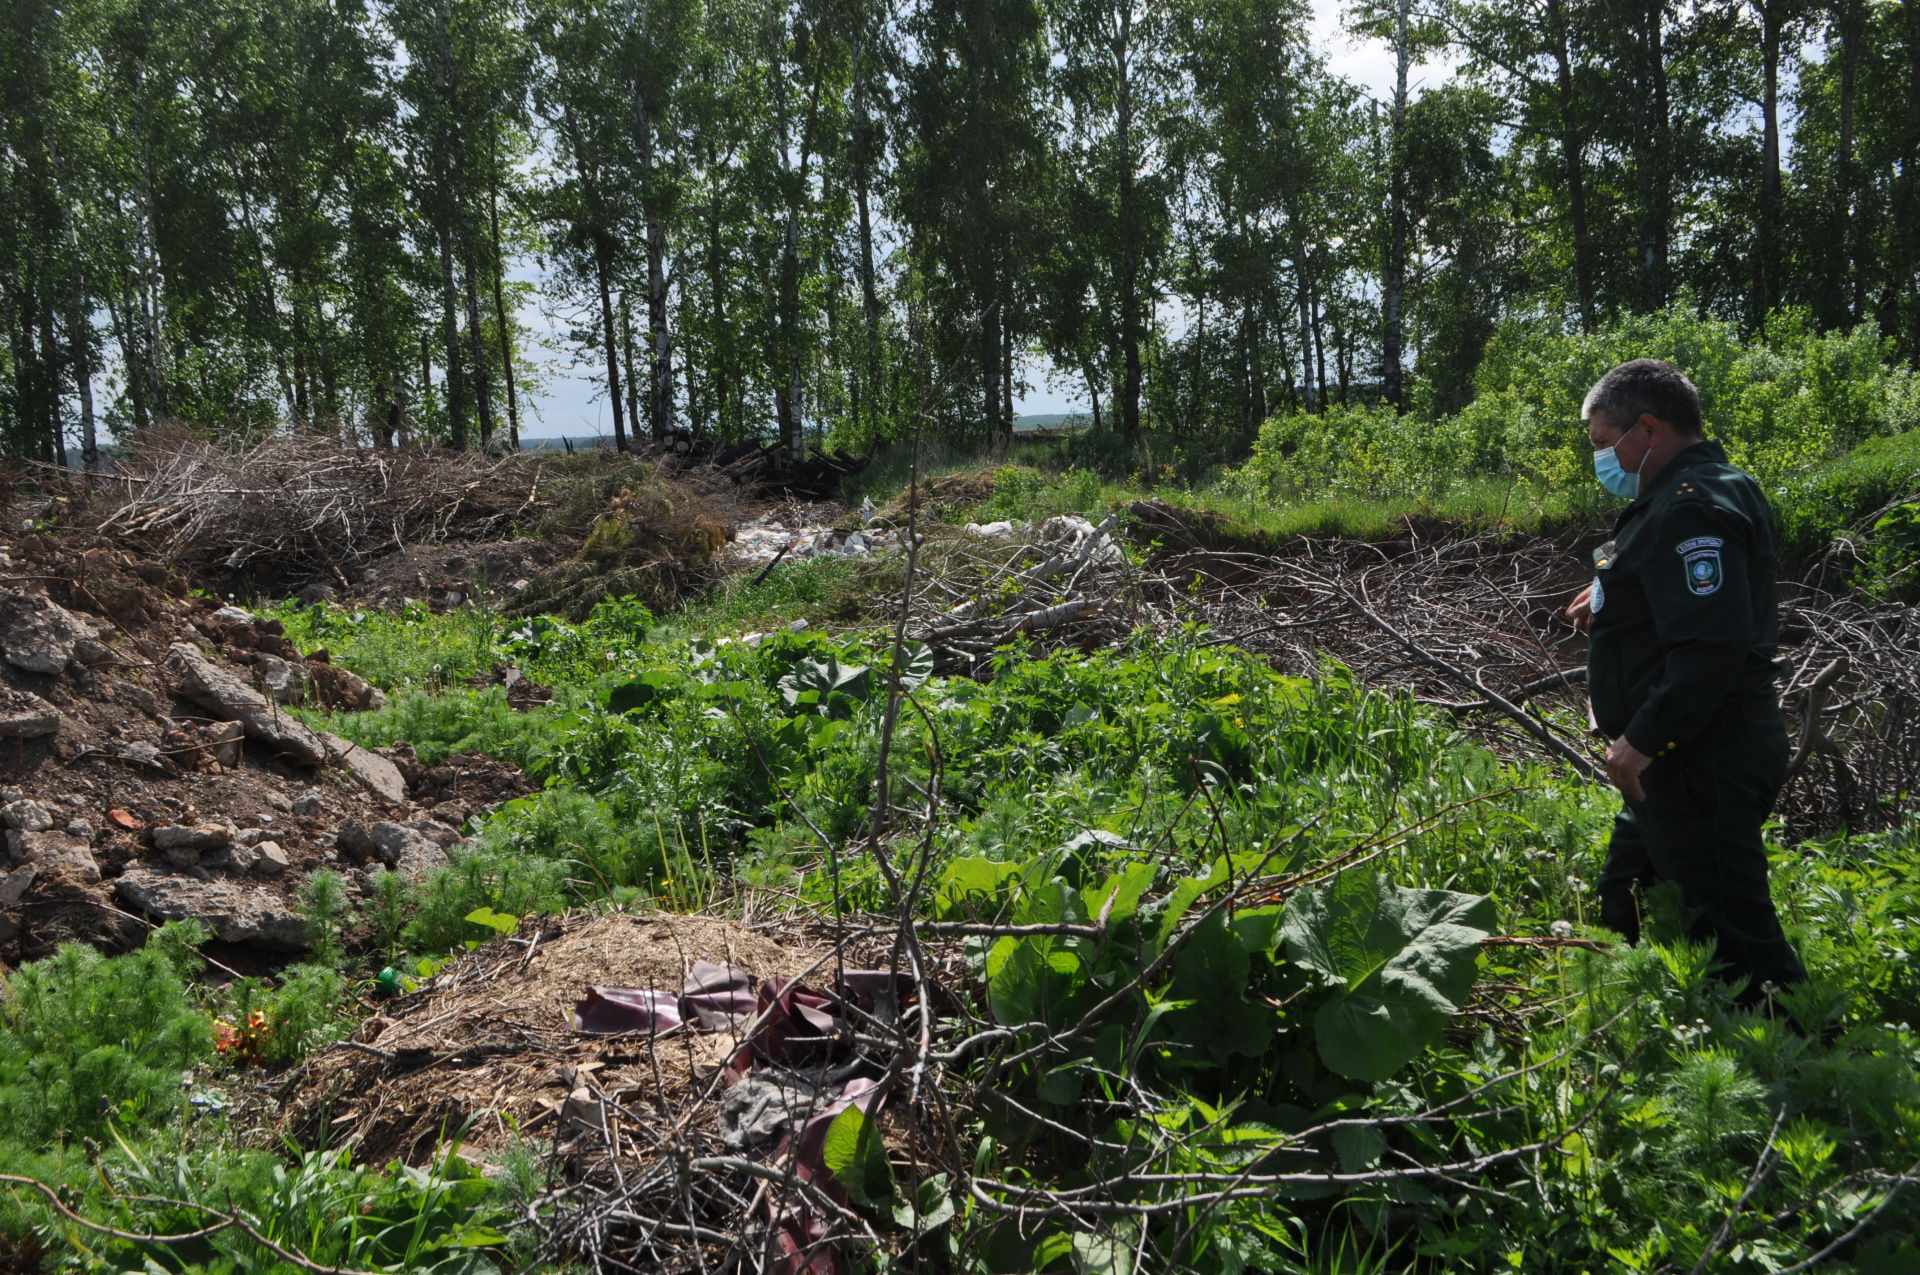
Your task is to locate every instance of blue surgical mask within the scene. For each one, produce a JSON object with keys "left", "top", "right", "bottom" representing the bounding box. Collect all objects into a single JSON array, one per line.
[{"left": 1593, "top": 445, "right": 1640, "bottom": 499}]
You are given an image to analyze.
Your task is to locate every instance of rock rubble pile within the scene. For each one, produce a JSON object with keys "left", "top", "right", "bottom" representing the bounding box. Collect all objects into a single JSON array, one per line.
[{"left": 0, "top": 536, "right": 530, "bottom": 964}]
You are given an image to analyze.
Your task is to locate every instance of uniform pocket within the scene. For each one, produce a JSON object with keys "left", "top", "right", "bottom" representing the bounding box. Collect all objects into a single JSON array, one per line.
[
  {"left": 1639, "top": 753, "right": 1701, "bottom": 815},
  {"left": 1651, "top": 731, "right": 1788, "bottom": 815}
]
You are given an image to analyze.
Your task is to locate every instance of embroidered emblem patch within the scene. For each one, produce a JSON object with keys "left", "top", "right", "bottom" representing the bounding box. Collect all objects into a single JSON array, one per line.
[
  {"left": 1682, "top": 547, "right": 1723, "bottom": 595},
  {"left": 1675, "top": 536, "right": 1724, "bottom": 555},
  {"left": 1590, "top": 574, "right": 1606, "bottom": 614}
]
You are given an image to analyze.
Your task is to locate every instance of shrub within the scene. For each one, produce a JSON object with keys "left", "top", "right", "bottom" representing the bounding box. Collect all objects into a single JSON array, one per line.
[
  {"left": 473, "top": 787, "right": 669, "bottom": 896},
  {"left": 1772, "top": 426, "right": 1920, "bottom": 571},
  {"left": 0, "top": 930, "right": 214, "bottom": 1145},
  {"left": 1218, "top": 306, "right": 1920, "bottom": 535},
  {"left": 406, "top": 844, "right": 571, "bottom": 952},
  {"left": 314, "top": 686, "right": 569, "bottom": 775}
]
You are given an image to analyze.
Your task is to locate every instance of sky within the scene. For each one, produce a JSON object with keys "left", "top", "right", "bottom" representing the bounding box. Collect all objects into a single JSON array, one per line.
[{"left": 516, "top": 0, "right": 1462, "bottom": 441}]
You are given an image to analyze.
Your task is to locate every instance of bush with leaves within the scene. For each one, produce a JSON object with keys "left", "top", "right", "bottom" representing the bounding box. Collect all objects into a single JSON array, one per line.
[
  {"left": 0, "top": 924, "right": 213, "bottom": 1146},
  {"left": 1219, "top": 306, "right": 1920, "bottom": 552}
]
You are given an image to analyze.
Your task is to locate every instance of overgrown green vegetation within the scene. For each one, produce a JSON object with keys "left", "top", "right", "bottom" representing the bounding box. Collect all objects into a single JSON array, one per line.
[
  {"left": 7, "top": 309, "right": 1920, "bottom": 1269},
  {"left": 0, "top": 925, "right": 524, "bottom": 1273},
  {"left": 146, "top": 601, "right": 1920, "bottom": 1268}
]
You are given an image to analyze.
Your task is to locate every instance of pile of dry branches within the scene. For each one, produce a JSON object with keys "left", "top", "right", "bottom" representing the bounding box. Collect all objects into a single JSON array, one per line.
[
  {"left": 89, "top": 432, "right": 550, "bottom": 588},
  {"left": 900, "top": 515, "right": 1142, "bottom": 676},
  {"left": 1147, "top": 529, "right": 1601, "bottom": 774},
  {"left": 1772, "top": 586, "right": 1920, "bottom": 837},
  {"left": 1139, "top": 525, "right": 1920, "bottom": 834}
]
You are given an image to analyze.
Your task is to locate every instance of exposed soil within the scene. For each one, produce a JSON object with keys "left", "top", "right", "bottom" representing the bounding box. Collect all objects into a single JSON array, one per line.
[{"left": 347, "top": 537, "right": 574, "bottom": 610}]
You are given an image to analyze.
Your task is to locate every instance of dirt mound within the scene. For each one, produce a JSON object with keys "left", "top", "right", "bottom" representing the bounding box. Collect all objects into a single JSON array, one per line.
[
  {"left": 346, "top": 538, "right": 568, "bottom": 610},
  {"left": 1123, "top": 498, "right": 1245, "bottom": 551},
  {"left": 0, "top": 533, "right": 527, "bottom": 966},
  {"left": 383, "top": 747, "right": 538, "bottom": 829},
  {"left": 280, "top": 910, "right": 830, "bottom": 1166}
]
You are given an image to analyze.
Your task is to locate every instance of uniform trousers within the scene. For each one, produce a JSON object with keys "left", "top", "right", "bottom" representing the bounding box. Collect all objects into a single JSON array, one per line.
[{"left": 1595, "top": 724, "right": 1808, "bottom": 1007}]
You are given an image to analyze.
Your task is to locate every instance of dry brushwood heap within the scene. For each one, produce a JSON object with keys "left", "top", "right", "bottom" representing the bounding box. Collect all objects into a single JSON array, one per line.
[
  {"left": 711, "top": 440, "right": 872, "bottom": 503},
  {"left": 96, "top": 429, "right": 554, "bottom": 589},
  {"left": 897, "top": 513, "right": 1140, "bottom": 675},
  {"left": 1132, "top": 514, "right": 1919, "bottom": 837},
  {"left": 83, "top": 430, "right": 747, "bottom": 611},
  {"left": 281, "top": 911, "right": 927, "bottom": 1275}
]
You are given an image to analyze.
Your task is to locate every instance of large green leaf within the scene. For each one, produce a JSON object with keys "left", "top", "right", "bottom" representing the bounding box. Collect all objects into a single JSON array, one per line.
[
  {"left": 1165, "top": 912, "right": 1274, "bottom": 1062},
  {"left": 1278, "top": 872, "right": 1494, "bottom": 1082},
  {"left": 777, "top": 655, "right": 874, "bottom": 716},
  {"left": 936, "top": 856, "right": 1025, "bottom": 919},
  {"left": 821, "top": 1106, "right": 893, "bottom": 1211}
]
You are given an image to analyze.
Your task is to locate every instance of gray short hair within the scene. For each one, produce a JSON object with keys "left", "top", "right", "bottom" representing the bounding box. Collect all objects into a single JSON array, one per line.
[{"left": 1581, "top": 359, "right": 1704, "bottom": 437}]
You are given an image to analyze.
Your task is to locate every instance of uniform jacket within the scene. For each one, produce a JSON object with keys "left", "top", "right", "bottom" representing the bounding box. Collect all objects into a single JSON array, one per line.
[{"left": 1587, "top": 438, "right": 1783, "bottom": 757}]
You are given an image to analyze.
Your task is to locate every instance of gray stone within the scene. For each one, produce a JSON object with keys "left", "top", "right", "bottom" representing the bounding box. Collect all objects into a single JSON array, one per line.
[
  {"left": 206, "top": 720, "right": 246, "bottom": 767},
  {"left": 0, "top": 864, "right": 36, "bottom": 907},
  {"left": 0, "top": 590, "right": 96, "bottom": 675},
  {"left": 211, "top": 605, "right": 256, "bottom": 626},
  {"left": 254, "top": 841, "right": 290, "bottom": 875},
  {"left": 164, "top": 845, "right": 202, "bottom": 868},
  {"left": 224, "top": 843, "right": 259, "bottom": 874},
  {"left": 109, "top": 679, "right": 163, "bottom": 716},
  {"left": 63, "top": 820, "right": 91, "bottom": 840},
  {"left": 1, "top": 800, "right": 54, "bottom": 832},
  {"left": 336, "top": 819, "right": 375, "bottom": 857},
  {"left": 319, "top": 733, "right": 407, "bottom": 806},
  {"left": 256, "top": 655, "right": 308, "bottom": 704},
  {"left": 72, "top": 638, "right": 114, "bottom": 666},
  {"left": 266, "top": 791, "right": 293, "bottom": 812},
  {"left": 291, "top": 791, "right": 324, "bottom": 816},
  {"left": 153, "top": 824, "right": 233, "bottom": 852},
  {"left": 7, "top": 829, "right": 99, "bottom": 883},
  {"left": 113, "top": 867, "right": 307, "bottom": 948},
  {"left": 0, "top": 689, "right": 60, "bottom": 737},
  {"left": 401, "top": 818, "right": 460, "bottom": 849},
  {"left": 114, "top": 741, "right": 167, "bottom": 770},
  {"left": 369, "top": 821, "right": 450, "bottom": 879},
  {"left": 294, "top": 583, "right": 338, "bottom": 607},
  {"left": 165, "top": 642, "right": 329, "bottom": 767},
  {"left": 238, "top": 827, "right": 278, "bottom": 847}
]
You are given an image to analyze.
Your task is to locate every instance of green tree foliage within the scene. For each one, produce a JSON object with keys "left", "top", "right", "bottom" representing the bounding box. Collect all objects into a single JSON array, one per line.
[{"left": 8, "top": 0, "right": 1920, "bottom": 461}]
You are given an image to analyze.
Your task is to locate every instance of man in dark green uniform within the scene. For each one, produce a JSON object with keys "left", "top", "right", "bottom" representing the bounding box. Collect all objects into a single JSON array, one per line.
[{"left": 1565, "top": 359, "right": 1807, "bottom": 1007}]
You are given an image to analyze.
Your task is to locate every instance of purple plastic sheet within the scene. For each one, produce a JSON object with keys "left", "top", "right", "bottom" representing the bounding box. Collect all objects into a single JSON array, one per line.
[
  {"left": 571, "top": 986, "right": 684, "bottom": 1034},
  {"left": 682, "top": 958, "right": 759, "bottom": 1029}
]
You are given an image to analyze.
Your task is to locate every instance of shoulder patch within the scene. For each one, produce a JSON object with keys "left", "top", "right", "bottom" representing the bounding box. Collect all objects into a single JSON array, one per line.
[
  {"left": 1674, "top": 535, "right": 1724, "bottom": 554},
  {"left": 1681, "top": 546, "right": 1723, "bottom": 596}
]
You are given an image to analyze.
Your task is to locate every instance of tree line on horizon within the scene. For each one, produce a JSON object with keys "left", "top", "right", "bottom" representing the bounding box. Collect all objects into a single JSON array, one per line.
[{"left": 1, "top": 0, "right": 1914, "bottom": 467}]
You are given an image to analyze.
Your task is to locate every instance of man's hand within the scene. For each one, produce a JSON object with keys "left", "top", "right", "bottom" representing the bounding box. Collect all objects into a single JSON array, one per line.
[
  {"left": 1566, "top": 584, "right": 1595, "bottom": 634},
  {"left": 1606, "top": 736, "right": 1653, "bottom": 801}
]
